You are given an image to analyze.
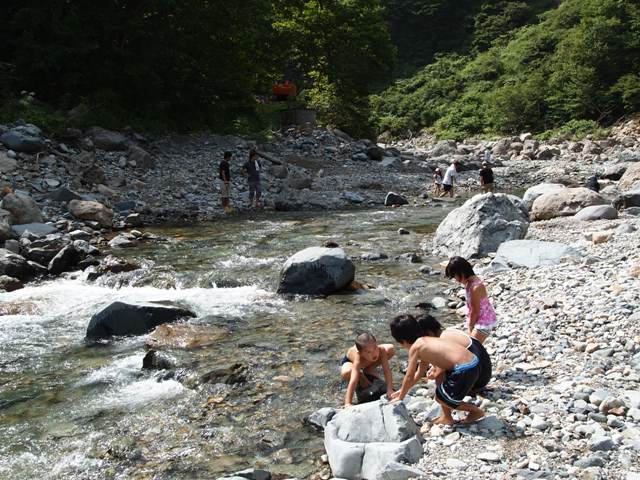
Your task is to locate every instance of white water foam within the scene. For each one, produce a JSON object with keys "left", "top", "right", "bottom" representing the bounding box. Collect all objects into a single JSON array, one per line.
[{"left": 97, "top": 378, "right": 189, "bottom": 410}]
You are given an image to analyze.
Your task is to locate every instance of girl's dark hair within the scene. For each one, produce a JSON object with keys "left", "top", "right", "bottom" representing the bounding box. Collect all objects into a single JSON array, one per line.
[
  {"left": 355, "top": 332, "right": 376, "bottom": 351},
  {"left": 445, "top": 256, "right": 475, "bottom": 280},
  {"left": 389, "top": 314, "right": 423, "bottom": 344},
  {"left": 249, "top": 149, "right": 258, "bottom": 159},
  {"left": 416, "top": 314, "right": 442, "bottom": 337},
  {"left": 224, "top": 151, "right": 232, "bottom": 159}
]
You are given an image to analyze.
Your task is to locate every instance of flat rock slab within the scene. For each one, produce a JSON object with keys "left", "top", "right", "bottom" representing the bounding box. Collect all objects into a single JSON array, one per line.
[
  {"left": 12, "top": 223, "right": 58, "bottom": 237},
  {"left": 574, "top": 205, "right": 618, "bottom": 221},
  {"left": 492, "top": 240, "right": 579, "bottom": 269}
]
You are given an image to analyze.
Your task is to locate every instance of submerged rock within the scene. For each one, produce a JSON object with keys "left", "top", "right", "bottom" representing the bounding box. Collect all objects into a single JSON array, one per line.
[
  {"left": 433, "top": 193, "right": 529, "bottom": 258},
  {"left": 384, "top": 192, "right": 408, "bottom": 207},
  {"left": 200, "top": 363, "right": 248, "bottom": 385},
  {"left": 85, "top": 301, "right": 196, "bottom": 340},
  {"left": 277, "top": 247, "right": 355, "bottom": 295},
  {"left": 142, "top": 349, "right": 176, "bottom": 370}
]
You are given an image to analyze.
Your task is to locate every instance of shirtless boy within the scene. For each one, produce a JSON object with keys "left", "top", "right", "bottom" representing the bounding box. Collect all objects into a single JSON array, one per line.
[
  {"left": 389, "top": 314, "right": 484, "bottom": 425},
  {"left": 340, "top": 332, "right": 395, "bottom": 407}
]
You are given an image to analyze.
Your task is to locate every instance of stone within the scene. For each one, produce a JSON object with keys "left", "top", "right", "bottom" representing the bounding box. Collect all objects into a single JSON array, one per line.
[
  {"left": 85, "top": 301, "right": 196, "bottom": 340},
  {"left": 616, "top": 223, "right": 637, "bottom": 234},
  {"left": 574, "top": 456, "right": 605, "bottom": 469},
  {"left": 601, "top": 164, "right": 627, "bottom": 180},
  {"left": 397, "top": 228, "right": 410, "bottom": 235},
  {"left": 431, "top": 297, "right": 447, "bottom": 309},
  {"left": 0, "top": 124, "right": 45, "bottom": 152},
  {"left": 324, "top": 400, "right": 421, "bottom": 480},
  {"left": 378, "top": 462, "right": 426, "bottom": 480},
  {"left": 384, "top": 192, "right": 408, "bottom": 207},
  {"left": 531, "top": 416, "right": 549, "bottom": 430},
  {"left": 531, "top": 187, "right": 607, "bottom": 221},
  {"left": 128, "top": 144, "right": 155, "bottom": 170},
  {"left": 536, "top": 147, "right": 561, "bottom": 160},
  {"left": 352, "top": 152, "right": 369, "bottom": 162},
  {"left": 591, "top": 231, "right": 612, "bottom": 244},
  {"left": 11, "top": 223, "right": 58, "bottom": 237},
  {"left": 589, "top": 435, "right": 615, "bottom": 451},
  {"left": 277, "top": 247, "right": 355, "bottom": 296},
  {"left": 522, "top": 184, "right": 566, "bottom": 211},
  {"left": 619, "top": 162, "right": 640, "bottom": 191},
  {"left": 574, "top": 205, "right": 618, "bottom": 221},
  {"left": 446, "top": 458, "right": 467, "bottom": 469},
  {"left": 477, "top": 452, "right": 502, "bottom": 462},
  {"left": 614, "top": 189, "right": 640, "bottom": 210},
  {"left": 142, "top": 349, "right": 176, "bottom": 370},
  {"left": 68, "top": 200, "right": 113, "bottom": 228},
  {"left": 0, "top": 209, "right": 15, "bottom": 241},
  {"left": 233, "top": 468, "right": 271, "bottom": 480},
  {"left": 0, "top": 191, "right": 44, "bottom": 224},
  {"left": 0, "top": 152, "right": 18, "bottom": 173},
  {"left": 47, "top": 187, "right": 82, "bottom": 203},
  {"left": 432, "top": 140, "right": 457, "bottom": 156},
  {"left": 286, "top": 175, "right": 313, "bottom": 190},
  {"left": 47, "top": 244, "right": 80, "bottom": 275},
  {"left": 200, "top": 363, "right": 248, "bottom": 385},
  {"left": 0, "top": 275, "right": 23, "bottom": 292},
  {"left": 3, "top": 239, "right": 20, "bottom": 253},
  {"left": 589, "top": 389, "right": 611, "bottom": 406},
  {"left": 344, "top": 192, "right": 365, "bottom": 204},
  {"left": 366, "top": 146, "right": 385, "bottom": 161},
  {"left": 433, "top": 193, "right": 529, "bottom": 258},
  {"left": 89, "top": 127, "right": 128, "bottom": 151},
  {"left": 492, "top": 240, "right": 579, "bottom": 269},
  {"left": 73, "top": 240, "right": 99, "bottom": 257},
  {"left": 108, "top": 234, "right": 135, "bottom": 248},
  {"left": 306, "top": 407, "right": 338, "bottom": 430},
  {"left": 0, "top": 249, "right": 34, "bottom": 281},
  {"left": 356, "top": 377, "right": 387, "bottom": 404}
]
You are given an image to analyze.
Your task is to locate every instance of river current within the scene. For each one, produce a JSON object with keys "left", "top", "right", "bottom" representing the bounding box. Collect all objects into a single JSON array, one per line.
[{"left": 0, "top": 204, "right": 459, "bottom": 479}]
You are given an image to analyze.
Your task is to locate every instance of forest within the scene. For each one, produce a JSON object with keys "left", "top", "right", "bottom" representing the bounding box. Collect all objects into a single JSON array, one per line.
[{"left": 0, "top": 0, "right": 638, "bottom": 139}]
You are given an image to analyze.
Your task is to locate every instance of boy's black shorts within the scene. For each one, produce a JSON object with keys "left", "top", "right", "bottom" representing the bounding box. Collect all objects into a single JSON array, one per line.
[
  {"left": 435, "top": 355, "right": 480, "bottom": 409},
  {"left": 443, "top": 184, "right": 453, "bottom": 192}
]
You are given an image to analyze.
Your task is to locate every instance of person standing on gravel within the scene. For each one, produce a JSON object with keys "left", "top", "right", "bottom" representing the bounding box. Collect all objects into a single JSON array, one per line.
[
  {"left": 242, "top": 149, "right": 262, "bottom": 208},
  {"left": 219, "top": 151, "right": 233, "bottom": 214},
  {"left": 440, "top": 161, "right": 459, "bottom": 198},
  {"left": 479, "top": 162, "right": 494, "bottom": 193}
]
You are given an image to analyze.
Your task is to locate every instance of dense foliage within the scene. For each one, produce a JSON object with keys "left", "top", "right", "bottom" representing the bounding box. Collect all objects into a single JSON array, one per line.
[
  {"left": 0, "top": 0, "right": 393, "bottom": 135},
  {"left": 372, "top": 0, "right": 640, "bottom": 139}
]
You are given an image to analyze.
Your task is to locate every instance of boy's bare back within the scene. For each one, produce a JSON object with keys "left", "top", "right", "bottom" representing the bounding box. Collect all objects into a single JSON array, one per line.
[{"left": 411, "top": 336, "right": 475, "bottom": 370}]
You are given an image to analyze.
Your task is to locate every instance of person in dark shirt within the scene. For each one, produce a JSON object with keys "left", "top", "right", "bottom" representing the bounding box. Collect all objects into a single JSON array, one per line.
[
  {"left": 479, "top": 162, "right": 494, "bottom": 193},
  {"left": 219, "top": 151, "right": 232, "bottom": 213},
  {"left": 242, "top": 149, "right": 262, "bottom": 208},
  {"left": 586, "top": 174, "right": 600, "bottom": 192}
]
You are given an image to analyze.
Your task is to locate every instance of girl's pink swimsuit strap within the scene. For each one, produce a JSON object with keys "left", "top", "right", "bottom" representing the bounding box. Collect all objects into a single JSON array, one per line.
[{"left": 465, "top": 279, "right": 497, "bottom": 327}]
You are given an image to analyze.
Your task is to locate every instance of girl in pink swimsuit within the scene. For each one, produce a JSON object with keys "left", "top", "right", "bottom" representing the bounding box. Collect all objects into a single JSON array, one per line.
[{"left": 445, "top": 256, "right": 498, "bottom": 344}]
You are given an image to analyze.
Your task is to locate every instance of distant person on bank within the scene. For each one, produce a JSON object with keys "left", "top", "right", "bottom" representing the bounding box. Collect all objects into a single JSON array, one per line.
[
  {"left": 242, "top": 150, "right": 262, "bottom": 208},
  {"left": 433, "top": 167, "right": 443, "bottom": 196},
  {"left": 219, "top": 151, "right": 233, "bottom": 214},
  {"left": 440, "top": 161, "right": 459, "bottom": 198},
  {"left": 483, "top": 148, "right": 492, "bottom": 164},
  {"left": 479, "top": 162, "right": 494, "bottom": 193},
  {"left": 586, "top": 174, "right": 600, "bottom": 193}
]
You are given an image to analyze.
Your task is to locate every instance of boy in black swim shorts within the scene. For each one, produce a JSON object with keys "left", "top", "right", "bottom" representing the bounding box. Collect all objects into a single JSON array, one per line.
[{"left": 389, "top": 314, "right": 485, "bottom": 426}]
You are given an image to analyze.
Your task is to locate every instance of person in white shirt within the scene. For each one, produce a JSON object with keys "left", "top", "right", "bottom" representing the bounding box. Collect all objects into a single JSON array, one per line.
[{"left": 440, "top": 161, "right": 459, "bottom": 197}]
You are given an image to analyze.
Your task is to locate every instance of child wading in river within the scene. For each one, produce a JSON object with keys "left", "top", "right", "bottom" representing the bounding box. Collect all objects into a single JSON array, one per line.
[
  {"left": 390, "top": 314, "right": 485, "bottom": 425},
  {"left": 340, "top": 333, "right": 395, "bottom": 407},
  {"left": 445, "top": 256, "right": 497, "bottom": 344}
]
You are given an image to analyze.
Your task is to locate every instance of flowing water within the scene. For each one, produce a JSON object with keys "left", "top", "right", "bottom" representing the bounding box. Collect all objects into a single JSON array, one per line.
[{"left": 0, "top": 204, "right": 460, "bottom": 479}]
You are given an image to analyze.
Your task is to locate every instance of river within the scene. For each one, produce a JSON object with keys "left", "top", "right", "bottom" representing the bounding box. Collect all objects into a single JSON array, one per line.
[{"left": 0, "top": 204, "right": 460, "bottom": 479}]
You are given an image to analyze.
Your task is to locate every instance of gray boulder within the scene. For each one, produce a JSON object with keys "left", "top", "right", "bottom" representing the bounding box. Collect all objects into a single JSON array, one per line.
[
  {"left": 531, "top": 187, "right": 607, "bottom": 221},
  {"left": 89, "top": 127, "right": 128, "bottom": 151},
  {"left": 601, "top": 164, "right": 627, "bottom": 181},
  {"left": 0, "top": 151, "right": 18, "bottom": 173},
  {"left": 385, "top": 192, "right": 408, "bottom": 207},
  {"left": 378, "top": 462, "right": 426, "bottom": 480},
  {"left": 0, "top": 191, "right": 44, "bottom": 224},
  {"left": 492, "top": 240, "right": 579, "bottom": 269},
  {"left": 0, "top": 209, "right": 15, "bottom": 241},
  {"left": 522, "top": 183, "right": 566, "bottom": 211},
  {"left": 618, "top": 162, "right": 640, "bottom": 191},
  {"left": 12, "top": 223, "right": 58, "bottom": 237},
  {"left": 0, "top": 124, "right": 45, "bottom": 152},
  {"left": 48, "top": 187, "right": 82, "bottom": 203},
  {"left": 86, "top": 301, "right": 196, "bottom": 340},
  {"left": 48, "top": 245, "right": 81, "bottom": 275},
  {"left": 277, "top": 247, "right": 355, "bottom": 295},
  {"left": 0, "top": 249, "right": 34, "bottom": 280},
  {"left": 0, "top": 275, "right": 23, "bottom": 292},
  {"left": 432, "top": 193, "right": 529, "bottom": 258},
  {"left": 324, "top": 400, "right": 422, "bottom": 480},
  {"left": 128, "top": 144, "right": 155, "bottom": 170},
  {"left": 306, "top": 407, "right": 337, "bottom": 430},
  {"left": 613, "top": 189, "right": 640, "bottom": 210},
  {"left": 575, "top": 205, "right": 618, "bottom": 221}
]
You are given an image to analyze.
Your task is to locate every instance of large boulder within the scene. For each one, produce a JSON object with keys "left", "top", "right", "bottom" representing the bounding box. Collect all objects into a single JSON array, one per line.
[
  {"left": 68, "top": 199, "right": 113, "bottom": 228},
  {"left": 85, "top": 301, "right": 197, "bottom": 340},
  {"left": 385, "top": 192, "right": 408, "bottom": 207},
  {"left": 432, "top": 193, "right": 529, "bottom": 259},
  {"left": 618, "top": 162, "right": 640, "bottom": 191},
  {"left": 575, "top": 205, "right": 618, "bottom": 221},
  {"left": 48, "top": 244, "right": 81, "bottom": 275},
  {"left": 613, "top": 189, "right": 640, "bottom": 210},
  {"left": 0, "top": 191, "right": 44, "bottom": 224},
  {"left": 492, "top": 240, "right": 579, "bottom": 269},
  {"left": 277, "top": 247, "right": 355, "bottom": 295},
  {"left": 0, "top": 249, "right": 34, "bottom": 281},
  {"left": 0, "top": 124, "right": 45, "bottom": 152},
  {"left": 324, "top": 400, "right": 422, "bottom": 480},
  {"left": 531, "top": 187, "right": 607, "bottom": 221},
  {"left": 128, "top": 144, "right": 155, "bottom": 170},
  {"left": 88, "top": 127, "right": 128, "bottom": 151},
  {"left": 522, "top": 183, "right": 566, "bottom": 211}
]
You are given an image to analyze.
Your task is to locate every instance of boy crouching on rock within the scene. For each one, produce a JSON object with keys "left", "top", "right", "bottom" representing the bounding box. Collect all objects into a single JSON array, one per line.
[
  {"left": 389, "top": 314, "right": 484, "bottom": 425},
  {"left": 340, "top": 332, "right": 395, "bottom": 407}
]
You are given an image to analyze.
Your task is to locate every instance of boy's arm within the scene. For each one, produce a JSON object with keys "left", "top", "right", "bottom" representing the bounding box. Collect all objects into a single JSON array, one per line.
[
  {"left": 393, "top": 346, "right": 420, "bottom": 401},
  {"left": 344, "top": 359, "right": 360, "bottom": 407},
  {"left": 412, "top": 361, "right": 428, "bottom": 386},
  {"left": 380, "top": 350, "right": 394, "bottom": 396}
]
